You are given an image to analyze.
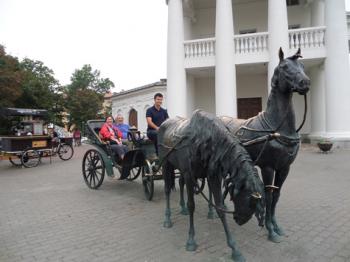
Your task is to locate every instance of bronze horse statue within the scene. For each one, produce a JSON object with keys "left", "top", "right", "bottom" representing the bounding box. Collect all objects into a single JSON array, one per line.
[
  {"left": 221, "top": 48, "right": 310, "bottom": 243},
  {"left": 158, "top": 110, "right": 265, "bottom": 262}
]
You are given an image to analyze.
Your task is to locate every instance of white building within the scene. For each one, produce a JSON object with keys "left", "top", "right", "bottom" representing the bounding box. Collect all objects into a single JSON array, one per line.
[{"left": 113, "top": 0, "right": 350, "bottom": 146}]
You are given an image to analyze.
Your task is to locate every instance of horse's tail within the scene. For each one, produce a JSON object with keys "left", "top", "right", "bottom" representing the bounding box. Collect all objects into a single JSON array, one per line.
[{"left": 163, "top": 161, "right": 176, "bottom": 192}]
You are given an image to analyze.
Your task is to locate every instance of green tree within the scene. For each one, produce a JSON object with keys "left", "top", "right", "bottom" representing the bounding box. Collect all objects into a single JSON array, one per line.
[
  {"left": 69, "top": 64, "right": 114, "bottom": 94},
  {"left": 0, "top": 45, "right": 23, "bottom": 107},
  {"left": 65, "top": 64, "right": 115, "bottom": 128},
  {"left": 15, "top": 58, "right": 63, "bottom": 124}
]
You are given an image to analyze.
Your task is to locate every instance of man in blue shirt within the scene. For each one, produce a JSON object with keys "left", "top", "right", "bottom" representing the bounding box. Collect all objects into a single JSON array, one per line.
[
  {"left": 146, "top": 93, "right": 169, "bottom": 155},
  {"left": 114, "top": 114, "right": 130, "bottom": 139}
]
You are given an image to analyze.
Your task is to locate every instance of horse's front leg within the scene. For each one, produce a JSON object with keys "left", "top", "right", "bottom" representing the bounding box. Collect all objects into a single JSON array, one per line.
[
  {"left": 207, "top": 186, "right": 215, "bottom": 219},
  {"left": 163, "top": 162, "right": 174, "bottom": 228},
  {"left": 208, "top": 178, "right": 245, "bottom": 262},
  {"left": 179, "top": 173, "right": 188, "bottom": 215},
  {"left": 185, "top": 174, "right": 197, "bottom": 251},
  {"left": 262, "top": 166, "right": 281, "bottom": 243},
  {"left": 271, "top": 166, "right": 290, "bottom": 236}
]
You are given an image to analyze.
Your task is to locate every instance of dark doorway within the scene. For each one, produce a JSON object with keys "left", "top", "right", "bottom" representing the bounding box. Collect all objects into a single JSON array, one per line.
[
  {"left": 129, "top": 109, "right": 138, "bottom": 128},
  {"left": 237, "top": 97, "right": 262, "bottom": 119}
]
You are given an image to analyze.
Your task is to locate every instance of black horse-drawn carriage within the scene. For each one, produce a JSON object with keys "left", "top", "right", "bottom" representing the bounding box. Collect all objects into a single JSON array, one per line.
[{"left": 82, "top": 120, "right": 168, "bottom": 200}]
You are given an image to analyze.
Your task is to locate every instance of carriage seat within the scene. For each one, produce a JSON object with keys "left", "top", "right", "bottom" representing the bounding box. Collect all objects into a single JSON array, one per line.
[{"left": 94, "top": 127, "right": 101, "bottom": 136}]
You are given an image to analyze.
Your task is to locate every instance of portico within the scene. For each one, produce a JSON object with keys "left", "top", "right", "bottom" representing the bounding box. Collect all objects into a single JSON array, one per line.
[{"left": 166, "top": 0, "right": 350, "bottom": 146}]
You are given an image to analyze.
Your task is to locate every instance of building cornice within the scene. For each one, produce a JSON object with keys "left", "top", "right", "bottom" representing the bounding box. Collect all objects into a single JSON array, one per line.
[{"left": 112, "top": 79, "right": 167, "bottom": 99}]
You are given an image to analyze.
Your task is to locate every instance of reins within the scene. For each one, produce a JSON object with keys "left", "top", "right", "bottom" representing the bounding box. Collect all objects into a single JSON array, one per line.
[{"left": 296, "top": 94, "right": 307, "bottom": 132}]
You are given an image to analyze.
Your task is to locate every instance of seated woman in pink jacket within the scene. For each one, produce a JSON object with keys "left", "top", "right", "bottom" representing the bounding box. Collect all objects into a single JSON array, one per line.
[{"left": 99, "top": 116, "right": 128, "bottom": 160}]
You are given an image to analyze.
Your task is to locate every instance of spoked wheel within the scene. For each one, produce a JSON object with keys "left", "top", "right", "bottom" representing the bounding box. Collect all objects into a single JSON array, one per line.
[
  {"left": 82, "top": 149, "right": 105, "bottom": 189},
  {"left": 21, "top": 149, "right": 41, "bottom": 168},
  {"left": 142, "top": 160, "right": 154, "bottom": 201},
  {"left": 58, "top": 144, "right": 74, "bottom": 161},
  {"left": 126, "top": 166, "right": 142, "bottom": 181},
  {"left": 9, "top": 154, "right": 22, "bottom": 167}
]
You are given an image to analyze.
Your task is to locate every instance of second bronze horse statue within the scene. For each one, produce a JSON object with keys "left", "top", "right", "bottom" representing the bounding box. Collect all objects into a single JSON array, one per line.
[
  {"left": 158, "top": 110, "right": 265, "bottom": 262},
  {"left": 221, "top": 48, "right": 310, "bottom": 243}
]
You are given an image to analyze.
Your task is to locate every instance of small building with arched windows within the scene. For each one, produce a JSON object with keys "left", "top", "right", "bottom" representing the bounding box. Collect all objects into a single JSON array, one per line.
[{"left": 111, "top": 79, "right": 167, "bottom": 133}]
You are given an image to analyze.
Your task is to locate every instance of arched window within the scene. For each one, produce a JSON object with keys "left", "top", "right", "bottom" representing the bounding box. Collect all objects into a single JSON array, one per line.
[{"left": 129, "top": 108, "right": 138, "bottom": 128}]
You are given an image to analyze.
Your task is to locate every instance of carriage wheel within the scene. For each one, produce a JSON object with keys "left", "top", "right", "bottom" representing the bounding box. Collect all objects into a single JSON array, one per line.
[
  {"left": 142, "top": 160, "right": 154, "bottom": 201},
  {"left": 82, "top": 149, "right": 105, "bottom": 189},
  {"left": 58, "top": 144, "right": 74, "bottom": 161},
  {"left": 21, "top": 149, "right": 41, "bottom": 168},
  {"left": 126, "top": 166, "right": 142, "bottom": 181},
  {"left": 9, "top": 155, "right": 22, "bottom": 167}
]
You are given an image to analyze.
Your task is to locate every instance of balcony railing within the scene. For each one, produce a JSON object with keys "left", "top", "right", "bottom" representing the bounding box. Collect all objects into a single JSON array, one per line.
[
  {"left": 289, "top": 26, "right": 326, "bottom": 49},
  {"left": 234, "top": 32, "right": 269, "bottom": 54},
  {"left": 183, "top": 26, "right": 326, "bottom": 62},
  {"left": 184, "top": 38, "right": 216, "bottom": 58}
]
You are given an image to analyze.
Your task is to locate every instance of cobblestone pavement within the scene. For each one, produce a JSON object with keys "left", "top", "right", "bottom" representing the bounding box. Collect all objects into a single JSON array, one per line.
[{"left": 0, "top": 144, "right": 349, "bottom": 262}]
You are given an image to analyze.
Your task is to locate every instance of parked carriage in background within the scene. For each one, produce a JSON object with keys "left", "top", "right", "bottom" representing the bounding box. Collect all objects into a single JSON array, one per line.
[
  {"left": 82, "top": 120, "right": 167, "bottom": 200},
  {"left": 0, "top": 108, "right": 74, "bottom": 168}
]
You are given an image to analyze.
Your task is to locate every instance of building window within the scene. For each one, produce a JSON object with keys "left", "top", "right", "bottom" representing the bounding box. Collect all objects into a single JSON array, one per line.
[
  {"left": 239, "top": 29, "right": 257, "bottom": 35},
  {"left": 287, "top": 0, "right": 299, "bottom": 6},
  {"left": 129, "top": 108, "right": 138, "bottom": 128}
]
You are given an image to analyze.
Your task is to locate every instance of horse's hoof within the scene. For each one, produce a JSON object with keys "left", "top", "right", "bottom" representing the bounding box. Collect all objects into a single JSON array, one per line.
[
  {"left": 232, "top": 250, "right": 245, "bottom": 262},
  {"left": 186, "top": 240, "right": 197, "bottom": 251},
  {"left": 180, "top": 207, "right": 189, "bottom": 215},
  {"left": 163, "top": 220, "right": 173, "bottom": 228},
  {"left": 268, "top": 233, "right": 281, "bottom": 243},
  {"left": 207, "top": 211, "right": 215, "bottom": 219}
]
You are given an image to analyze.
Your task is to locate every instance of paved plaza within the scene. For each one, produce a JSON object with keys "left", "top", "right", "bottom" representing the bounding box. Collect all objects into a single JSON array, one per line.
[{"left": 0, "top": 144, "right": 349, "bottom": 262}]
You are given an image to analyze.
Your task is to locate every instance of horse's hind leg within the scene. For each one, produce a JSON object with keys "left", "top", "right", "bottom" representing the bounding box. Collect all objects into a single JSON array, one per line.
[
  {"left": 163, "top": 161, "right": 174, "bottom": 228},
  {"left": 179, "top": 173, "right": 188, "bottom": 215},
  {"left": 271, "top": 166, "right": 290, "bottom": 236},
  {"left": 208, "top": 178, "right": 245, "bottom": 262},
  {"left": 185, "top": 174, "right": 197, "bottom": 251},
  {"left": 262, "top": 167, "right": 281, "bottom": 243}
]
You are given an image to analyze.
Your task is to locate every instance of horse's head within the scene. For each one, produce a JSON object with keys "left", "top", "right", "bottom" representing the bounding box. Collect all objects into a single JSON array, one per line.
[
  {"left": 228, "top": 165, "right": 265, "bottom": 226},
  {"left": 271, "top": 48, "right": 310, "bottom": 95}
]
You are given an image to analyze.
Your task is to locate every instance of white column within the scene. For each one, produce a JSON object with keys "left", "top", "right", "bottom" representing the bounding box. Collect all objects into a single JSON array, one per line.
[
  {"left": 324, "top": 0, "right": 350, "bottom": 144},
  {"left": 183, "top": 0, "right": 194, "bottom": 40},
  {"left": 166, "top": 0, "right": 187, "bottom": 117},
  {"left": 215, "top": 0, "right": 237, "bottom": 117},
  {"left": 309, "top": 0, "right": 325, "bottom": 142},
  {"left": 186, "top": 74, "right": 195, "bottom": 116},
  {"left": 267, "top": 0, "right": 289, "bottom": 92},
  {"left": 309, "top": 64, "right": 326, "bottom": 138},
  {"left": 311, "top": 0, "right": 325, "bottom": 26}
]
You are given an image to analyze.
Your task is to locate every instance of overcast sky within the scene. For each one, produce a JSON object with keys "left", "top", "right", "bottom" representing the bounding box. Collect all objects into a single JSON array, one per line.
[
  {"left": 0, "top": 0, "right": 168, "bottom": 92},
  {"left": 1, "top": 1, "right": 350, "bottom": 93}
]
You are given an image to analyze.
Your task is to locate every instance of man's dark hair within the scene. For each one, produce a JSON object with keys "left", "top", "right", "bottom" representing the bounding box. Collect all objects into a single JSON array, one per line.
[{"left": 154, "top": 93, "right": 163, "bottom": 100}]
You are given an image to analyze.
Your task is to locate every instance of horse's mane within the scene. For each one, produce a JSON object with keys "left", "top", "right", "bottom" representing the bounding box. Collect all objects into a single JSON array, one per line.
[{"left": 185, "top": 110, "right": 261, "bottom": 196}]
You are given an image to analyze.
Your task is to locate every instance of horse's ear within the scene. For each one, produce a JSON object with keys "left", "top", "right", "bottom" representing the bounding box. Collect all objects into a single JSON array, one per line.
[
  {"left": 279, "top": 47, "right": 284, "bottom": 62},
  {"left": 291, "top": 48, "right": 303, "bottom": 60}
]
